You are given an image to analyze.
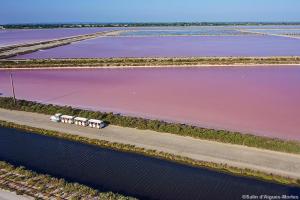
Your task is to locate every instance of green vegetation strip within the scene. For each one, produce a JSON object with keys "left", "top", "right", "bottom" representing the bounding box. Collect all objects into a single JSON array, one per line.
[
  {"left": 1, "top": 57, "right": 300, "bottom": 68},
  {"left": 0, "top": 161, "right": 136, "bottom": 200},
  {"left": 1, "top": 97, "right": 300, "bottom": 155},
  {"left": 1, "top": 120, "right": 300, "bottom": 187}
]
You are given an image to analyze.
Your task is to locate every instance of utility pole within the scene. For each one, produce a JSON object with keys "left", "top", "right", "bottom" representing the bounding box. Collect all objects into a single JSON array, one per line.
[{"left": 9, "top": 72, "right": 16, "bottom": 104}]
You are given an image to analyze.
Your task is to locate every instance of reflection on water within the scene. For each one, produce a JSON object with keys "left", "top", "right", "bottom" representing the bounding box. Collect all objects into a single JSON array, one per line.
[{"left": 0, "top": 127, "right": 299, "bottom": 200}]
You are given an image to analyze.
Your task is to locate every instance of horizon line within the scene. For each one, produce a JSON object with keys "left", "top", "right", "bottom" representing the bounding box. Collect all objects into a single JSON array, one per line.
[{"left": 2, "top": 21, "right": 300, "bottom": 26}]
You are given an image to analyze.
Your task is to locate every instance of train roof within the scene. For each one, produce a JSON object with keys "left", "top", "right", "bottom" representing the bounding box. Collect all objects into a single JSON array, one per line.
[
  {"left": 61, "top": 115, "right": 75, "bottom": 119},
  {"left": 88, "top": 119, "right": 104, "bottom": 123},
  {"left": 74, "top": 117, "right": 88, "bottom": 121}
]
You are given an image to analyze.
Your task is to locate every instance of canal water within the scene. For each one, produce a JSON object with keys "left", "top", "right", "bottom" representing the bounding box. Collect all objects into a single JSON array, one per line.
[{"left": 0, "top": 127, "right": 299, "bottom": 200}]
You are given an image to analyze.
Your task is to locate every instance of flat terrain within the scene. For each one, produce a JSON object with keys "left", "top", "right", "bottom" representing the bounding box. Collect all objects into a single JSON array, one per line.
[{"left": 1, "top": 108, "right": 300, "bottom": 179}]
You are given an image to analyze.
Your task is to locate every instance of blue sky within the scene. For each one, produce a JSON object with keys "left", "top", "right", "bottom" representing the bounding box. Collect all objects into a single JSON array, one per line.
[{"left": 1, "top": 0, "right": 300, "bottom": 24}]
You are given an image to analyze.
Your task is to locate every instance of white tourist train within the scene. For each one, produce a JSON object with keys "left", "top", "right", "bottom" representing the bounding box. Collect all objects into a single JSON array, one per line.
[{"left": 50, "top": 113, "right": 105, "bottom": 129}]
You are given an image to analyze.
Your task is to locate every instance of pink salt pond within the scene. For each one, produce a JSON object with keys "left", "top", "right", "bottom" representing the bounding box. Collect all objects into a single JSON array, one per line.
[
  {"left": 0, "top": 28, "right": 120, "bottom": 47},
  {"left": 13, "top": 35, "right": 300, "bottom": 59},
  {"left": 0, "top": 66, "right": 299, "bottom": 141}
]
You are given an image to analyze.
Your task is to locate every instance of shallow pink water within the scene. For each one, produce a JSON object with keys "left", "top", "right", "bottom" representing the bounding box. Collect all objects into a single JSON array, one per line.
[
  {"left": 0, "top": 28, "right": 120, "bottom": 47},
  {"left": 14, "top": 35, "right": 300, "bottom": 58},
  {"left": 1, "top": 67, "right": 300, "bottom": 141}
]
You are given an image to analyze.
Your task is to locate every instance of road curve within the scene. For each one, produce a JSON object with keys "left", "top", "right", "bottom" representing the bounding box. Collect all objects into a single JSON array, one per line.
[{"left": 0, "top": 108, "right": 300, "bottom": 179}]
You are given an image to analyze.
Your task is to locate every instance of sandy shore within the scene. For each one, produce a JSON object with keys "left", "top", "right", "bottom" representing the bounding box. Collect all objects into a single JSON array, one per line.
[{"left": 1, "top": 108, "right": 300, "bottom": 179}]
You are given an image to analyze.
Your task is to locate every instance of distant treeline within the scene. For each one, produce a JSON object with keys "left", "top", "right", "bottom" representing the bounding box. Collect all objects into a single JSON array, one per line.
[
  {"left": 2, "top": 22, "right": 300, "bottom": 29},
  {"left": 0, "top": 97, "right": 300, "bottom": 154}
]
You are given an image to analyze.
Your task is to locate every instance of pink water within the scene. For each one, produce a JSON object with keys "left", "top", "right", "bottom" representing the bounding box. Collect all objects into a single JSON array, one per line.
[
  {"left": 1, "top": 66, "right": 300, "bottom": 141},
  {"left": 14, "top": 35, "right": 300, "bottom": 59},
  {"left": 0, "top": 28, "right": 120, "bottom": 47}
]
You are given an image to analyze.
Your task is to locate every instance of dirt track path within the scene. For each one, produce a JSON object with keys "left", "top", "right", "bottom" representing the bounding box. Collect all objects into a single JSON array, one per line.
[
  {"left": 1, "top": 108, "right": 300, "bottom": 179},
  {"left": 0, "top": 189, "right": 32, "bottom": 200}
]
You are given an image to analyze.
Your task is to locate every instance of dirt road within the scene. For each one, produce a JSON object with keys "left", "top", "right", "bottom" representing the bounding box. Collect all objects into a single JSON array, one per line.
[
  {"left": 0, "top": 189, "right": 32, "bottom": 200},
  {"left": 1, "top": 108, "right": 300, "bottom": 179}
]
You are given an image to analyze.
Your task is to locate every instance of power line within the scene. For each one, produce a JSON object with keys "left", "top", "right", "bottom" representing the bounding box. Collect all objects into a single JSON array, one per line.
[{"left": 9, "top": 72, "right": 16, "bottom": 104}]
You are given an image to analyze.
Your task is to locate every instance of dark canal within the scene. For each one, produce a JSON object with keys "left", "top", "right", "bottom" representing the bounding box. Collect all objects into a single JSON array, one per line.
[{"left": 0, "top": 127, "right": 299, "bottom": 200}]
